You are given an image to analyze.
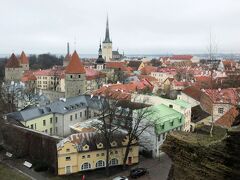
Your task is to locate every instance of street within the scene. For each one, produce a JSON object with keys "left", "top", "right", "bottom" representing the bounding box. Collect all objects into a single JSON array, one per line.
[{"left": 0, "top": 151, "right": 171, "bottom": 180}]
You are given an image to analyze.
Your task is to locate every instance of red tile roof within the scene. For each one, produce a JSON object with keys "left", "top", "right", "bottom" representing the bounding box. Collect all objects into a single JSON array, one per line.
[
  {"left": 204, "top": 88, "right": 239, "bottom": 105},
  {"left": 215, "top": 107, "right": 239, "bottom": 128},
  {"left": 182, "top": 86, "right": 202, "bottom": 101},
  {"left": 65, "top": 51, "right": 85, "bottom": 74},
  {"left": 106, "top": 62, "right": 126, "bottom": 69},
  {"left": 93, "top": 80, "right": 153, "bottom": 100},
  {"left": 21, "top": 71, "right": 37, "bottom": 82},
  {"left": 19, "top": 51, "right": 29, "bottom": 64},
  {"left": 140, "top": 65, "right": 157, "bottom": 75},
  {"left": 170, "top": 55, "right": 193, "bottom": 60},
  {"left": 6, "top": 53, "right": 20, "bottom": 68}
]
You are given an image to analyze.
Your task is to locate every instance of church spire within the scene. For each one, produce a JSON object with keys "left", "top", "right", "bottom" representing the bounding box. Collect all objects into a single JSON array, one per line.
[{"left": 103, "top": 16, "right": 111, "bottom": 43}]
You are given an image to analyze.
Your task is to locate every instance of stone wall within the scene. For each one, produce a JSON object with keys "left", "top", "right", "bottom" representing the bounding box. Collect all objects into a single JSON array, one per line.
[
  {"left": 0, "top": 122, "right": 60, "bottom": 173},
  {"left": 162, "top": 125, "right": 240, "bottom": 180}
]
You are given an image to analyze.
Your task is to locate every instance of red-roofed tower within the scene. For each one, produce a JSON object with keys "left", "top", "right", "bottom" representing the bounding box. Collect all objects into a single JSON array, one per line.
[{"left": 65, "top": 51, "right": 86, "bottom": 98}]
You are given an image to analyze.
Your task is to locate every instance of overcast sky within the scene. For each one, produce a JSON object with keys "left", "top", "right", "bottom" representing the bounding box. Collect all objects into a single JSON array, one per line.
[{"left": 0, "top": 0, "right": 240, "bottom": 55}]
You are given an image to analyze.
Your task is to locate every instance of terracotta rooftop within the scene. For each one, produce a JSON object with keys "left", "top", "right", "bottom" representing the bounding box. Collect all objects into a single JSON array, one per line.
[
  {"left": 106, "top": 62, "right": 126, "bottom": 69},
  {"left": 170, "top": 55, "right": 193, "bottom": 60},
  {"left": 65, "top": 51, "right": 85, "bottom": 74},
  {"left": 19, "top": 51, "right": 29, "bottom": 64},
  {"left": 182, "top": 86, "right": 202, "bottom": 102},
  {"left": 204, "top": 88, "right": 240, "bottom": 105},
  {"left": 6, "top": 53, "right": 20, "bottom": 68},
  {"left": 215, "top": 107, "right": 239, "bottom": 128}
]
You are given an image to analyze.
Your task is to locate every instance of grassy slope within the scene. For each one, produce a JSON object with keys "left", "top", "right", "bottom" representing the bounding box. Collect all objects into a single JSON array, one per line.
[{"left": 0, "top": 163, "right": 30, "bottom": 180}]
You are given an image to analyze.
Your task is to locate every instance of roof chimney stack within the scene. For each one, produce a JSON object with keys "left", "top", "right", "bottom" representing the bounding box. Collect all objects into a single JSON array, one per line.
[{"left": 67, "top": 42, "right": 70, "bottom": 55}]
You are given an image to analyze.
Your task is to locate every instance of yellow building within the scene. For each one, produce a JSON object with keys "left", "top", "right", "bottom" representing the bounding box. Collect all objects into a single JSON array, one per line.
[{"left": 57, "top": 132, "right": 139, "bottom": 175}]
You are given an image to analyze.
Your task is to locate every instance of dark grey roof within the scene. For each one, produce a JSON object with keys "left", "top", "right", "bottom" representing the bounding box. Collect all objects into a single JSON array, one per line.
[
  {"left": 191, "top": 105, "right": 210, "bottom": 123},
  {"left": 128, "top": 61, "right": 142, "bottom": 68},
  {"left": 103, "top": 17, "right": 112, "bottom": 43},
  {"left": 6, "top": 95, "right": 103, "bottom": 122}
]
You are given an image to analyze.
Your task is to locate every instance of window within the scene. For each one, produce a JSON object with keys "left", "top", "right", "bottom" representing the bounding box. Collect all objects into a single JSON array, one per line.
[
  {"left": 55, "top": 117, "right": 58, "bottom": 123},
  {"left": 70, "top": 75, "right": 73, "bottom": 79},
  {"left": 109, "top": 158, "right": 118, "bottom": 166},
  {"left": 45, "top": 129, "right": 48, "bottom": 133},
  {"left": 66, "top": 156, "right": 71, "bottom": 161},
  {"left": 96, "top": 154, "right": 99, "bottom": 157},
  {"left": 218, "top": 108, "right": 224, "bottom": 114},
  {"left": 66, "top": 149, "right": 70, "bottom": 152},
  {"left": 179, "top": 118, "right": 182, "bottom": 123},
  {"left": 81, "top": 162, "right": 91, "bottom": 170},
  {"left": 96, "top": 160, "right": 105, "bottom": 168},
  {"left": 31, "top": 124, "right": 34, "bottom": 129},
  {"left": 78, "top": 75, "right": 81, "bottom": 78},
  {"left": 43, "top": 120, "right": 46, "bottom": 126},
  {"left": 80, "top": 112, "right": 82, "bottom": 118},
  {"left": 70, "top": 115, "right": 73, "bottom": 121},
  {"left": 87, "top": 155, "right": 90, "bottom": 158},
  {"left": 161, "top": 124, "right": 165, "bottom": 130},
  {"left": 50, "top": 118, "right": 53, "bottom": 124},
  {"left": 82, "top": 155, "right": 85, "bottom": 159},
  {"left": 65, "top": 166, "right": 71, "bottom": 174},
  {"left": 169, "top": 104, "right": 173, "bottom": 108},
  {"left": 115, "top": 151, "right": 118, "bottom": 154},
  {"left": 170, "top": 121, "right": 174, "bottom": 126},
  {"left": 50, "top": 128, "right": 52, "bottom": 135},
  {"left": 101, "top": 153, "right": 104, "bottom": 156},
  {"left": 75, "top": 114, "right": 77, "bottom": 119}
]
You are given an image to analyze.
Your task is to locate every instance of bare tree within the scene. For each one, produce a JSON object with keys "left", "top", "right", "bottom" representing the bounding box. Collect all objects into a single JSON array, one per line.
[
  {"left": 208, "top": 31, "right": 218, "bottom": 137},
  {"left": 91, "top": 93, "right": 120, "bottom": 176},
  {"left": 118, "top": 99, "right": 156, "bottom": 169}
]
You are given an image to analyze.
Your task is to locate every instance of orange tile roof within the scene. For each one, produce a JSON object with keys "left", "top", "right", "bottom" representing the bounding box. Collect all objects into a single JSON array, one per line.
[
  {"left": 106, "top": 62, "right": 126, "bottom": 69},
  {"left": 19, "top": 51, "right": 29, "bottom": 64},
  {"left": 65, "top": 51, "right": 85, "bottom": 74},
  {"left": 215, "top": 107, "right": 239, "bottom": 128},
  {"left": 6, "top": 53, "right": 20, "bottom": 68}
]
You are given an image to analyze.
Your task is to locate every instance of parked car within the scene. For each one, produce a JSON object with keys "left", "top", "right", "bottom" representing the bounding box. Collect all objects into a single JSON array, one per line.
[
  {"left": 130, "top": 168, "right": 149, "bottom": 178},
  {"left": 112, "top": 176, "right": 128, "bottom": 180}
]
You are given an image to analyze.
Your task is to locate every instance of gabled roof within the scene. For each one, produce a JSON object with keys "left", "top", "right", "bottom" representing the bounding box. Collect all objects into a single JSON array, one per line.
[
  {"left": 19, "top": 51, "right": 29, "bottom": 64},
  {"left": 6, "top": 53, "right": 20, "bottom": 68},
  {"left": 128, "top": 61, "right": 142, "bottom": 69},
  {"left": 65, "top": 51, "right": 85, "bottom": 74},
  {"left": 182, "top": 86, "right": 202, "bottom": 102},
  {"left": 215, "top": 107, "right": 239, "bottom": 128},
  {"left": 170, "top": 55, "right": 193, "bottom": 60}
]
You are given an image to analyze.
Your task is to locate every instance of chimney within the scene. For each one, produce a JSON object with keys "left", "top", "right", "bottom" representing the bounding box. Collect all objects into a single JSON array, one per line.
[{"left": 67, "top": 42, "right": 70, "bottom": 55}]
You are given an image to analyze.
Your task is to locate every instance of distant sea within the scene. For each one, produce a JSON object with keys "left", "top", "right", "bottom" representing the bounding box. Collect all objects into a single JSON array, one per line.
[{"left": 0, "top": 53, "right": 240, "bottom": 60}]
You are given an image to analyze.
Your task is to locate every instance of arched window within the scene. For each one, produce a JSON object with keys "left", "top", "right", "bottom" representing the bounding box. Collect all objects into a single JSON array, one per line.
[
  {"left": 109, "top": 158, "right": 118, "bottom": 166},
  {"left": 81, "top": 162, "right": 91, "bottom": 171},
  {"left": 96, "top": 160, "right": 105, "bottom": 168}
]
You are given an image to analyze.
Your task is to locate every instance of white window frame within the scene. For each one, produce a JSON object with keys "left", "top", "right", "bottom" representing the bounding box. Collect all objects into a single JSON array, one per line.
[
  {"left": 96, "top": 160, "right": 105, "bottom": 168},
  {"left": 65, "top": 165, "right": 72, "bottom": 174},
  {"left": 109, "top": 158, "right": 118, "bottom": 166},
  {"left": 81, "top": 162, "right": 91, "bottom": 171}
]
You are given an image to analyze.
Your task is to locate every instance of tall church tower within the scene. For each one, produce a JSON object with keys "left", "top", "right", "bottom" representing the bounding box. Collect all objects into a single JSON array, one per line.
[
  {"left": 102, "top": 17, "right": 112, "bottom": 62},
  {"left": 65, "top": 51, "right": 86, "bottom": 98}
]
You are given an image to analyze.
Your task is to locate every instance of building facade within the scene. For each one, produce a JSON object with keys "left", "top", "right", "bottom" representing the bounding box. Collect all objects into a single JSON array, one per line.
[{"left": 57, "top": 132, "right": 139, "bottom": 175}]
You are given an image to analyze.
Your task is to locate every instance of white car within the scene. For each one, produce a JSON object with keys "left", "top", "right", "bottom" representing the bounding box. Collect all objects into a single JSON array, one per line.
[{"left": 112, "top": 176, "right": 128, "bottom": 180}]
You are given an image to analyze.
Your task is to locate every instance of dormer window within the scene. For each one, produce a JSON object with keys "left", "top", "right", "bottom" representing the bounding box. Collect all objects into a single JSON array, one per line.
[
  {"left": 83, "top": 144, "right": 89, "bottom": 151},
  {"left": 97, "top": 143, "right": 103, "bottom": 149},
  {"left": 111, "top": 141, "right": 117, "bottom": 147}
]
